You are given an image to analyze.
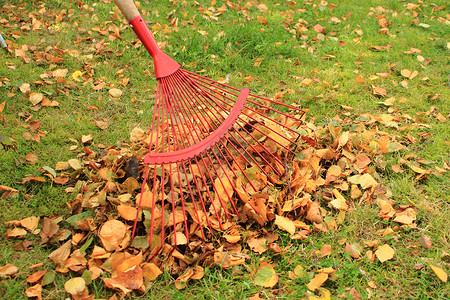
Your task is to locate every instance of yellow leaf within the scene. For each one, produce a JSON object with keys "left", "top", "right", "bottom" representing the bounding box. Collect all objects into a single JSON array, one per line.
[
  {"left": 254, "top": 265, "right": 278, "bottom": 288},
  {"left": 29, "top": 93, "right": 43, "bottom": 105},
  {"left": 375, "top": 244, "right": 395, "bottom": 263},
  {"left": 274, "top": 215, "right": 296, "bottom": 234},
  {"left": 308, "top": 288, "right": 331, "bottom": 300},
  {"left": 359, "top": 173, "right": 378, "bottom": 189},
  {"left": 429, "top": 264, "right": 448, "bottom": 282},
  {"left": 109, "top": 88, "right": 123, "bottom": 98}
]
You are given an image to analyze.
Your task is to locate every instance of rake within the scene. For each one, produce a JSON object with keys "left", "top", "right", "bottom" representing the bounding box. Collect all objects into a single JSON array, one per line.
[{"left": 113, "top": 0, "right": 305, "bottom": 247}]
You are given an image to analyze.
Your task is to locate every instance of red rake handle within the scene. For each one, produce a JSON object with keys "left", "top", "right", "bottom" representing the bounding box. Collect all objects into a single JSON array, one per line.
[
  {"left": 114, "top": 0, "right": 180, "bottom": 78},
  {"left": 144, "top": 88, "right": 250, "bottom": 165}
]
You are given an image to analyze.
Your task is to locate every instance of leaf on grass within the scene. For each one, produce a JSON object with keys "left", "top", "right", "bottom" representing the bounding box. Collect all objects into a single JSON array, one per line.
[
  {"left": 29, "top": 93, "right": 43, "bottom": 105},
  {"left": 254, "top": 262, "right": 278, "bottom": 288},
  {"left": 306, "top": 272, "right": 328, "bottom": 291},
  {"left": 27, "top": 270, "right": 47, "bottom": 283},
  {"left": 320, "top": 244, "right": 332, "bottom": 257},
  {"left": 0, "top": 264, "right": 19, "bottom": 276},
  {"left": 68, "top": 158, "right": 82, "bottom": 170},
  {"left": 25, "top": 284, "right": 42, "bottom": 300},
  {"left": 375, "top": 244, "right": 395, "bottom": 263},
  {"left": 5, "top": 227, "right": 27, "bottom": 238},
  {"left": 109, "top": 88, "right": 123, "bottom": 98},
  {"left": 429, "top": 264, "right": 448, "bottom": 282},
  {"left": 65, "top": 277, "right": 86, "bottom": 296},
  {"left": 372, "top": 86, "right": 387, "bottom": 96}
]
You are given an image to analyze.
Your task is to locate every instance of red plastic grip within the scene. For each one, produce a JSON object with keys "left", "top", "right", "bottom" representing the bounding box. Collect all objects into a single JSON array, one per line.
[{"left": 144, "top": 88, "right": 250, "bottom": 165}]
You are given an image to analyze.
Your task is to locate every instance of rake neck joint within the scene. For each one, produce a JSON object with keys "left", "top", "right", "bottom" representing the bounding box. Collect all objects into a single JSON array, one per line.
[{"left": 130, "top": 15, "right": 180, "bottom": 78}]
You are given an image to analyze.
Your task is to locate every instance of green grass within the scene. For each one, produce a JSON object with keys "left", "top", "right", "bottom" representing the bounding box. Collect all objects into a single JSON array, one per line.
[{"left": 1, "top": 0, "right": 449, "bottom": 299}]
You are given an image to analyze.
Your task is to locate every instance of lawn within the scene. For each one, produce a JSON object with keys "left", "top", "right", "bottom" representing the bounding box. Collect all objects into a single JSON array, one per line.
[{"left": 0, "top": 0, "right": 449, "bottom": 299}]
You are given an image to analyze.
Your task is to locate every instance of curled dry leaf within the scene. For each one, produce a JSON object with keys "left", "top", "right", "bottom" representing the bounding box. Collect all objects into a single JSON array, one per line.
[
  {"left": 0, "top": 264, "right": 19, "bottom": 277},
  {"left": 25, "top": 284, "right": 42, "bottom": 300},
  {"left": 98, "top": 220, "right": 129, "bottom": 251}
]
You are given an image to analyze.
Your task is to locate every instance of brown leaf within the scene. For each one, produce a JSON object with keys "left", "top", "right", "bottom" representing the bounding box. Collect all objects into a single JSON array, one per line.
[
  {"left": 48, "top": 240, "right": 71, "bottom": 267},
  {"left": 103, "top": 266, "right": 144, "bottom": 294},
  {"left": 95, "top": 120, "right": 108, "bottom": 130},
  {"left": 98, "top": 220, "right": 129, "bottom": 251},
  {"left": 0, "top": 264, "right": 19, "bottom": 276},
  {"left": 320, "top": 244, "right": 332, "bottom": 257},
  {"left": 306, "top": 202, "right": 323, "bottom": 224},
  {"left": 29, "top": 93, "right": 44, "bottom": 105},
  {"left": 25, "top": 152, "right": 38, "bottom": 164},
  {"left": 25, "top": 284, "right": 42, "bottom": 300},
  {"left": 419, "top": 234, "right": 432, "bottom": 249},
  {"left": 117, "top": 205, "right": 138, "bottom": 221},
  {"left": 274, "top": 215, "right": 296, "bottom": 234},
  {"left": 27, "top": 270, "right": 47, "bottom": 283},
  {"left": 142, "top": 262, "right": 162, "bottom": 282},
  {"left": 373, "top": 86, "right": 387, "bottom": 96}
]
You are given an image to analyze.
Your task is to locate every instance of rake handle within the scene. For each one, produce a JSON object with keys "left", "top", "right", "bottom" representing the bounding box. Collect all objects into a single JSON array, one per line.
[{"left": 114, "top": 0, "right": 140, "bottom": 21}]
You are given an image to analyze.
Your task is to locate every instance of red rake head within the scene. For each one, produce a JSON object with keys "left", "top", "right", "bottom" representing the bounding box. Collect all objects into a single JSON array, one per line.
[{"left": 132, "top": 69, "right": 305, "bottom": 249}]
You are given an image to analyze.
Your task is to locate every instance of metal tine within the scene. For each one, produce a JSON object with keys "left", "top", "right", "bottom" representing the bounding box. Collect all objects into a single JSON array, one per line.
[
  {"left": 184, "top": 70, "right": 305, "bottom": 127},
  {"left": 184, "top": 70, "right": 305, "bottom": 119},
  {"left": 166, "top": 80, "right": 239, "bottom": 223},
  {"left": 183, "top": 75, "right": 299, "bottom": 155},
  {"left": 147, "top": 82, "right": 165, "bottom": 248},
  {"left": 162, "top": 81, "right": 179, "bottom": 245},
  {"left": 179, "top": 77, "right": 286, "bottom": 179},
  {"left": 167, "top": 75, "right": 232, "bottom": 227},
  {"left": 169, "top": 72, "right": 261, "bottom": 193},
  {"left": 192, "top": 89, "right": 286, "bottom": 176},
  {"left": 163, "top": 75, "right": 221, "bottom": 237},
  {"left": 162, "top": 76, "right": 212, "bottom": 241}
]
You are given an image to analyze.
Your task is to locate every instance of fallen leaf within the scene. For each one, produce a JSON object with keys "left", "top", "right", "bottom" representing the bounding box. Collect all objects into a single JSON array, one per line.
[
  {"left": 254, "top": 263, "right": 278, "bottom": 288},
  {"left": 64, "top": 277, "right": 87, "bottom": 297},
  {"left": 29, "top": 93, "right": 44, "bottom": 105},
  {"left": 48, "top": 240, "right": 71, "bottom": 267},
  {"left": 98, "top": 220, "right": 128, "bottom": 251},
  {"left": 109, "top": 88, "right": 123, "bottom": 98},
  {"left": 274, "top": 215, "right": 296, "bottom": 234},
  {"left": 142, "top": 262, "right": 162, "bottom": 282},
  {"left": 25, "top": 284, "right": 42, "bottom": 300},
  {"left": 320, "top": 244, "right": 332, "bottom": 257},
  {"left": 419, "top": 234, "right": 432, "bottom": 249},
  {"left": 429, "top": 264, "right": 448, "bottom": 282},
  {"left": 306, "top": 272, "right": 328, "bottom": 291},
  {"left": 27, "top": 270, "right": 47, "bottom": 283},
  {"left": 117, "top": 205, "right": 138, "bottom": 221},
  {"left": 375, "top": 244, "right": 395, "bottom": 263},
  {"left": 0, "top": 264, "right": 19, "bottom": 276}
]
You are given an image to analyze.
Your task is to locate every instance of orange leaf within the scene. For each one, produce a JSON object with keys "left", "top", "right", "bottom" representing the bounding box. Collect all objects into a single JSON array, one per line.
[
  {"left": 27, "top": 270, "right": 47, "bottom": 283},
  {"left": 117, "top": 205, "right": 138, "bottom": 221},
  {"left": 375, "top": 244, "right": 395, "bottom": 263},
  {"left": 306, "top": 272, "right": 328, "bottom": 291},
  {"left": 98, "top": 220, "right": 129, "bottom": 251}
]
